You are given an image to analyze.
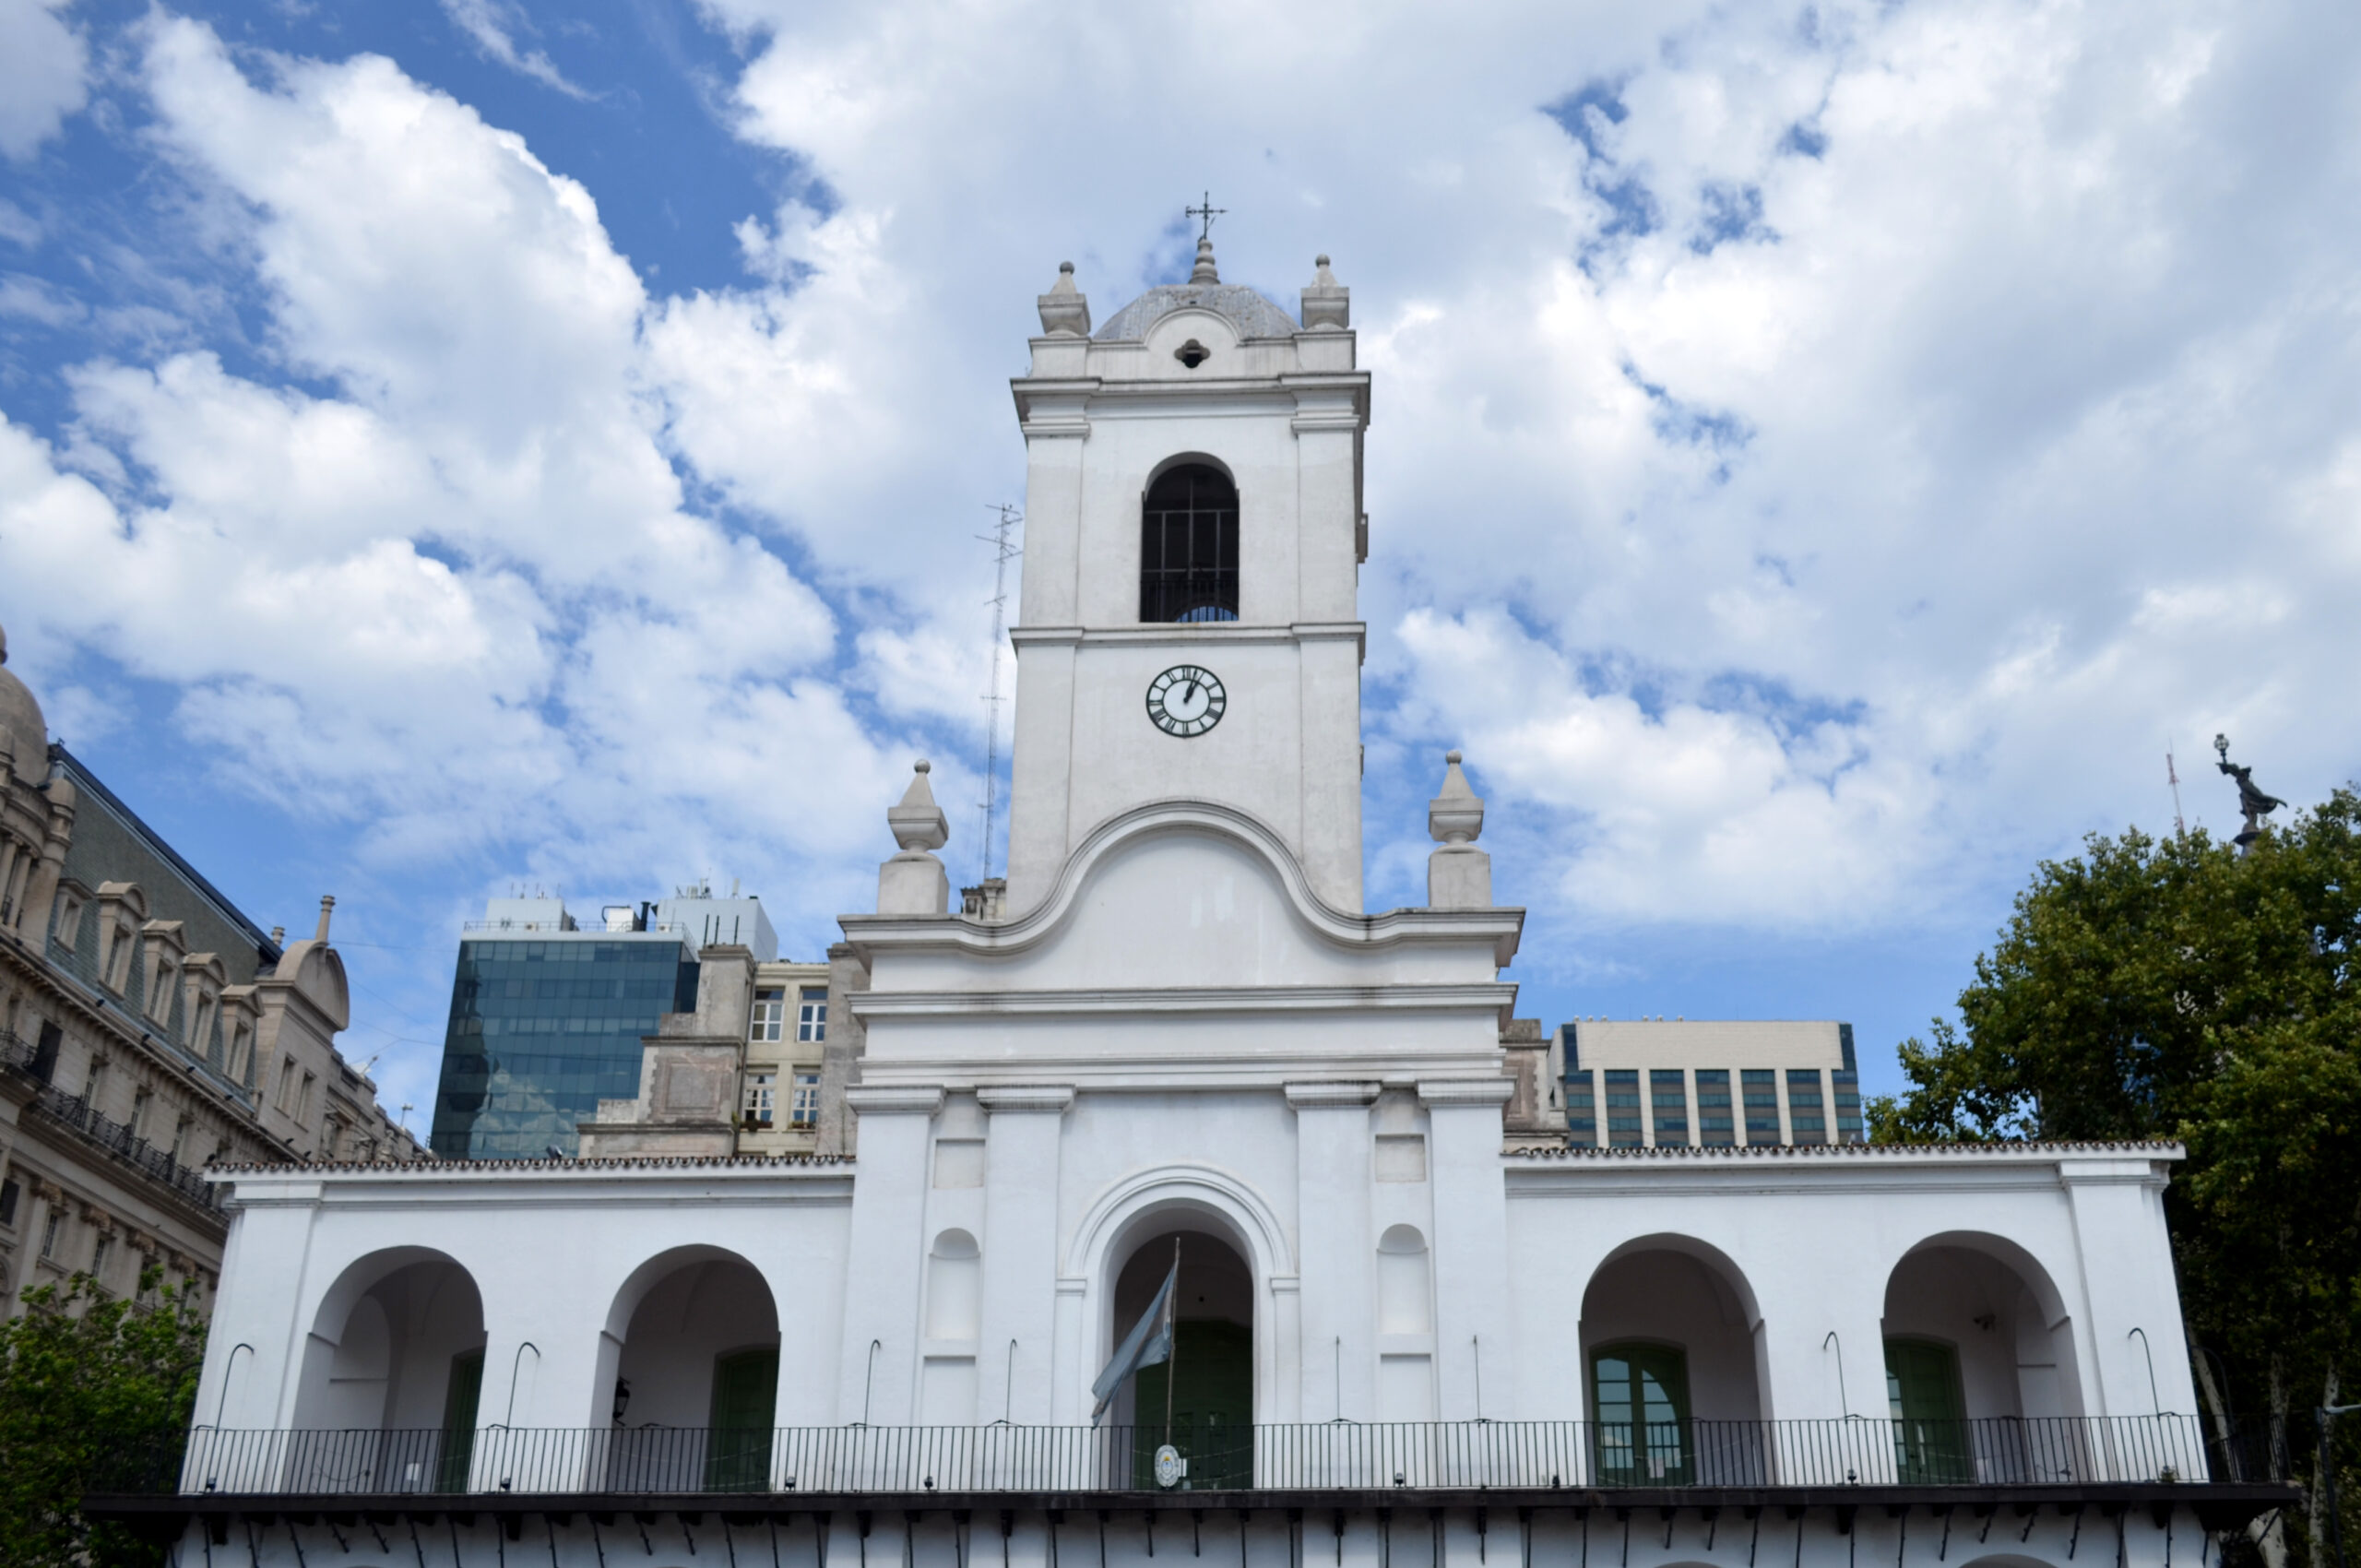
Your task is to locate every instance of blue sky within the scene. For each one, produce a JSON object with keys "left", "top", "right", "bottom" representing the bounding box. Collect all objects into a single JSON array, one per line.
[{"left": 4, "top": 0, "right": 2357, "bottom": 1130}]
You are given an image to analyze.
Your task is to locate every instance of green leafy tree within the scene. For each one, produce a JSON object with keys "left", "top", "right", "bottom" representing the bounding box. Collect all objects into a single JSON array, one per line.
[
  {"left": 0, "top": 1267, "right": 207, "bottom": 1568},
  {"left": 1871, "top": 790, "right": 2361, "bottom": 1564}
]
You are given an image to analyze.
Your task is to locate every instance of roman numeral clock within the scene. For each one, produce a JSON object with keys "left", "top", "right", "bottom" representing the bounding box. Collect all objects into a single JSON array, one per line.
[{"left": 1145, "top": 665, "right": 1226, "bottom": 738}]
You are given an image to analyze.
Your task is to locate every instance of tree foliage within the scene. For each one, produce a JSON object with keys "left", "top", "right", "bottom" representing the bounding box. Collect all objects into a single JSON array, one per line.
[
  {"left": 1871, "top": 789, "right": 2361, "bottom": 1560},
  {"left": 0, "top": 1268, "right": 207, "bottom": 1568}
]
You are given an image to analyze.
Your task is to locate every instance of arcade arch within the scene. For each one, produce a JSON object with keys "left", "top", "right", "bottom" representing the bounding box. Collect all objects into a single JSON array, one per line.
[
  {"left": 599, "top": 1247, "right": 779, "bottom": 1492},
  {"left": 1579, "top": 1237, "right": 1766, "bottom": 1485},
  {"left": 1106, "top": 1210, "right": 1256, "bottom": 1487},
  {"left": 289, "top": 1249, "right": 485, "bottom": 1493},
  {"left": 1881, "top": 1234, "right": 2084, "bottom": 1483}
]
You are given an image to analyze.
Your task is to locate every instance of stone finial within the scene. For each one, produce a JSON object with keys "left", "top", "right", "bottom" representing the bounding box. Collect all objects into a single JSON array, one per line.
[
  {"left": 1427, "top": 749, "right": 1493, "bottom": 909},
  {"left": 314, "top": 895, "right": 335, "bottom": 943},
  {"left": 1038, "top": 261, "right": 1092, "bottom": 338},
  {"left": 880, "top": 760, "right": 952, "bottom": 915},
  {"left": 1189, "top": 236, "right": 1220, "bottom": 285},
  {"left": 1300, "top": 253, "right": 1349, "bottom": 331},
  {"left": 888, "top": 759, "right": 950, "bottom": 850},
  {"left": 1429, "top": 750, "right": 1485, "bottom": 844}
]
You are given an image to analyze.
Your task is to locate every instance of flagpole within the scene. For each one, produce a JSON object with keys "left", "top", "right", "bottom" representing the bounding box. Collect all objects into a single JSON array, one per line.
[{"left": 1164, "top": 1236, "right": 1180, "bottom": 1450}]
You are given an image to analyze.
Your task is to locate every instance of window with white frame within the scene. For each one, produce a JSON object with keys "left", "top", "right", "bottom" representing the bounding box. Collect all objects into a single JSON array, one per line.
[
  {"left": 796, "top": 987, "right": 827, "bottom": 1042},
  {"left": 742, "top": 1072, "right": 776, "bottom": 1126},
  {"left": 789, "top": 1071, "right": 821, "bottom": 1128},
  {"left": 750, "top": 988, "right": 785, "bottom": 1042},
  {"left": 40, "top": 1208, "right": 63, "bottom": 1259}
]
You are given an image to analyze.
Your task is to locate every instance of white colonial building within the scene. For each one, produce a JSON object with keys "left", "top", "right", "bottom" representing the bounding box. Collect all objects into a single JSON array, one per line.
[{"left": 107, "top": 238, "right": 2286, "bottom": 1565}]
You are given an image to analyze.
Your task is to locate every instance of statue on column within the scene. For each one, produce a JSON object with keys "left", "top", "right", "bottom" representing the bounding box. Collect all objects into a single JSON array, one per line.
[{"left": 2213, "top": 733, "right": 2286, "bottom": 849}]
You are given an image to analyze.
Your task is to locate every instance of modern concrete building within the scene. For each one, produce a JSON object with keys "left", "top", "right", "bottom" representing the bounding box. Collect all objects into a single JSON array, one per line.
[
  {"left": 0, "top": 624, "right": 416, "bottom": 1318},
  {"left": 425, "top": 888, "right": 778, "bottom": 1160},
  {"left": 1555, "top": 1018, "right": 1866, "bottom": 1147},
  {"left": 117, "top": 244, "right": 2287, "bottom": 1564}
]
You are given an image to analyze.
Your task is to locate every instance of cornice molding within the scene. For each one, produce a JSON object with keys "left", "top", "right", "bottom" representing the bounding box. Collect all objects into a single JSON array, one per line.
[
  {"left": 844, "top": 1085, "right": 946, "bottom": 1117},
  {"left": 1418, "top": 1078, "right": 1516, "bottom": 1108},
  {"left": 852, "top": 982, "right": 1518, "bottom": 1019},
  {"left": 977, "top": 1085, "right": 1076, "bottom": 1114},
  {"left": 1283, "top": 1082, "right": 1382, "bottom": 1109}
]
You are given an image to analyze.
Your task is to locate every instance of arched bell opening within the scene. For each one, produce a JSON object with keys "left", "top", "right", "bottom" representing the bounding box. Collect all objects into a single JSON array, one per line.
[
  {"left": 1106, "top": 1216, "right": 1255, "bottom": 1487},
  {"left": 1139, "top": 462, "right": 1240, "bottom": 624}
]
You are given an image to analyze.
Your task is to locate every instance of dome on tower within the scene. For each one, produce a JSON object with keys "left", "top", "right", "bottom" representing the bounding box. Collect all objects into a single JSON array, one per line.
[
  {"left": 1092, "top": 237, "right": 1299, "bottom": 342},
  {"left": 0, "top": 622, "right": 47, "bottom": 770}
]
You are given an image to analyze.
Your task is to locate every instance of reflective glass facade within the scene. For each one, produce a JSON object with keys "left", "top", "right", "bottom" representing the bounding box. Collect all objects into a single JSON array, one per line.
[
  {"left": 429, "top": 937, "right": 700, "bottom": 1160},
  {"left": 1604, "top": 1070, "right": 1643, "bottom": 1146},
  {"left": 1564, "top": 1069, "right": 1597, "bottom": 1147},
  {"left": 1694, "top": 1069, "right": 1735, "bottom": 1146},
  {"left": 1649, "top": 1069, "right": 1691, "bottom": 1146}
]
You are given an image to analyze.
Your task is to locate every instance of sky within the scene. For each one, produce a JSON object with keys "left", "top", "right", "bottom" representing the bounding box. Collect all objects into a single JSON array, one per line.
[{"left": 2, "top": 0, "right": 2356, "bottom": 1132}]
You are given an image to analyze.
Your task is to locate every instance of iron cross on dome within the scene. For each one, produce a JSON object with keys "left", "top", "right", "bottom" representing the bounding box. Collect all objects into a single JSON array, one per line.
[{"left": 1186, "top": 191, "right": 1226, "bottom": 243}]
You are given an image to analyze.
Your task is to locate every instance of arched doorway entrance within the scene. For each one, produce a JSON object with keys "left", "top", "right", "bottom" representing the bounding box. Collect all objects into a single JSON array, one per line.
[{"left": 1109, "top": 1226, "right": 1253, "bottom": 1488}]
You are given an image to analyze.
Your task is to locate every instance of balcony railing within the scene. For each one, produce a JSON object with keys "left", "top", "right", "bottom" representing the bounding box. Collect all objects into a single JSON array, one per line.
[
  {"left": 114, "top": 1416, "right": 2286, "bottom": 1499},
  {"left": 25, "top": 1082, "right": 219, "bottom": 1211}
]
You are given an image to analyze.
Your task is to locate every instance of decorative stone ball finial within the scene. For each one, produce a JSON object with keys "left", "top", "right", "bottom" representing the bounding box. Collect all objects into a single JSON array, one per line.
[
  {"left": 1189, "top": 236, "right": 1220, "bottom": 285},
  {"left": 1038, "top": 261, "right": 1092, "bottom": 338},
  {"left": 1301, "top": 253, "right": 1349, "bottom": 331},
  {"left": 888, "top": 759, "right": 951, "bottom": 851}
]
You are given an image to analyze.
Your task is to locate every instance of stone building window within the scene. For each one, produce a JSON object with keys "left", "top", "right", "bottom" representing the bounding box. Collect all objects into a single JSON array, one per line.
[
  {"left": 796, "top": 988, "right": 827, "bottom": 1042},
  {"left": 750, "top": 988, "right": 785, "bottom": 1042},
  {"left": 1139, "top": 463, "right": 1240, "bottom": 623},
  {"left": 789, "top": 1071, "right": 821, "bottom": 1129},
  {"left": 742, "top": 1072, "right": 775, "bottom": 1127},
  {"left": 40, "top": 1208, "right": 63, "bottom": 1259}
]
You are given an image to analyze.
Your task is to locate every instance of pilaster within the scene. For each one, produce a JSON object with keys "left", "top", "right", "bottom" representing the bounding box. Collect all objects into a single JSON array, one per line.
[
  {"left": 836, "top": 1085, "right": 943, "bottom": 1424},
  {"left": 977, "top": 1085, "right": 1074, "bottom": 1424},
  {"left": 1287, "top": 1082, "right": 1378, "bottom": 1420},
  {"left": 1418, "top": 1079, "right": 1513, "bottom": 1420}
]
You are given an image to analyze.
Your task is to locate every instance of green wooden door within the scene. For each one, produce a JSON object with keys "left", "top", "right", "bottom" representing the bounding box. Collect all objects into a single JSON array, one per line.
[
  {"left": 1133, "top": 1322, "right": 1254, "bottom": 1488},
  {"left": 705, "top": 1346, "right": 779, "bottom": 1492},
  {"left": 1592, "top": 1344, "right": 1691, "bottom": 1484},
  {"left": 434, "top": 1348, "right": 484, "bottom": 1493},
  {"left": 1885, "top": 1338, "right": 1972, "bottom": 1482}
]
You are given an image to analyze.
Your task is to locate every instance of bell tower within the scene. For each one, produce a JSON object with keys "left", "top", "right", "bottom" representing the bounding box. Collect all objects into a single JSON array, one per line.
[{"left": 1003, "top": 243, "right": 1370, "bottom": 915}]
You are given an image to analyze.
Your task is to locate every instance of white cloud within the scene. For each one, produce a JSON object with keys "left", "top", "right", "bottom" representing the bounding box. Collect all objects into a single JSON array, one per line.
[
  {"left": 0, "top": 0, "right": 89, "bottom": 160},
  {"left": 0, "top": 16, "right": 931, "bottom": 906},
  {"left": 437, "top": 0, "right": 593, "bottom": 101},
  {"left": 5, "top": 0, "right": 2358, "bottom": 993}
]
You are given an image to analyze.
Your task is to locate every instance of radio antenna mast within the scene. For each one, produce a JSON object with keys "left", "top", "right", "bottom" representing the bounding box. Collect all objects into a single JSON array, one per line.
[
  {"left": 2166, "top": 739, "right": 2187, "bottom": 837},
  {"left": 978, "top": 504, "right": 1023, "bottom": 883}
]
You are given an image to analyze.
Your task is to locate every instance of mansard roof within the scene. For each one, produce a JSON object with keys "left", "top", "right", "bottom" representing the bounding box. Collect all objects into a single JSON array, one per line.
[{"left": 1095, "top": 281, "right": 1300, "bottom": 342}]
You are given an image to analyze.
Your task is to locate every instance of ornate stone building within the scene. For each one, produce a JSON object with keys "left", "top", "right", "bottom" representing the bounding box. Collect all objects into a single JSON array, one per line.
[{"left": 0, "top": 624, "right": 418, "bottom": 1316}]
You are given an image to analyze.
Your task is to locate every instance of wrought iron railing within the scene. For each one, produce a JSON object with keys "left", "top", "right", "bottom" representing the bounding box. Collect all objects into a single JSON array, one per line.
[
  {"left": 28, "top": 1082, "right": 218, "bottom": 1209},
  {"left": 115, "top": 1416, "right": 2284, "bottom": 1499}
]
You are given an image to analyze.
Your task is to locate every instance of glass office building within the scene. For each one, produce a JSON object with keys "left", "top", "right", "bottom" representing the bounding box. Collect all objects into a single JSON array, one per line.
[
  {"left": 428, "top": 933, "right": 699, "bottom": 1160},
  {"left": 1558, "top": 1019, "right": 1868, "bottom": 1149}
]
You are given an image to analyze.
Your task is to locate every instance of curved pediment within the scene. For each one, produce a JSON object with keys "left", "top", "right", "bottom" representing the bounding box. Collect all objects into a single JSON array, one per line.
[{"left": 843, "top": 801, "right": 1521, "bottom": 988}]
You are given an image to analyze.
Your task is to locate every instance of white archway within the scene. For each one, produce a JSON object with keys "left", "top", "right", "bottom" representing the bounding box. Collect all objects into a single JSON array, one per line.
[{"left": 1062, "top": 1163, "right": 1297, "bottom": 1426}]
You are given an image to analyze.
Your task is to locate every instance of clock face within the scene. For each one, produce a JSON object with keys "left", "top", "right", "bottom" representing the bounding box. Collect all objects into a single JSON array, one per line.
[{"left": 1145, "top": 664, "right": 1227, "bottom": 738}]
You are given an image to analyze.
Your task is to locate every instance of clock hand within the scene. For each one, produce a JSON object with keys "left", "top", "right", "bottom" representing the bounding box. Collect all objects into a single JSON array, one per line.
[{"left": 1180, "top": 681, "right": 1197, "bottom": 705}]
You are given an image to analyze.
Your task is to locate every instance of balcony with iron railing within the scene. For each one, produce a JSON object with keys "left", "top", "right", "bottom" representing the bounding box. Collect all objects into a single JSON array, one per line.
[
  {"left": 111, "top": 1416, "right": 2292, "bottom": 1502},
  {"left": 0, "top": 1028, "right": 219, "bottom": 1211}
]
